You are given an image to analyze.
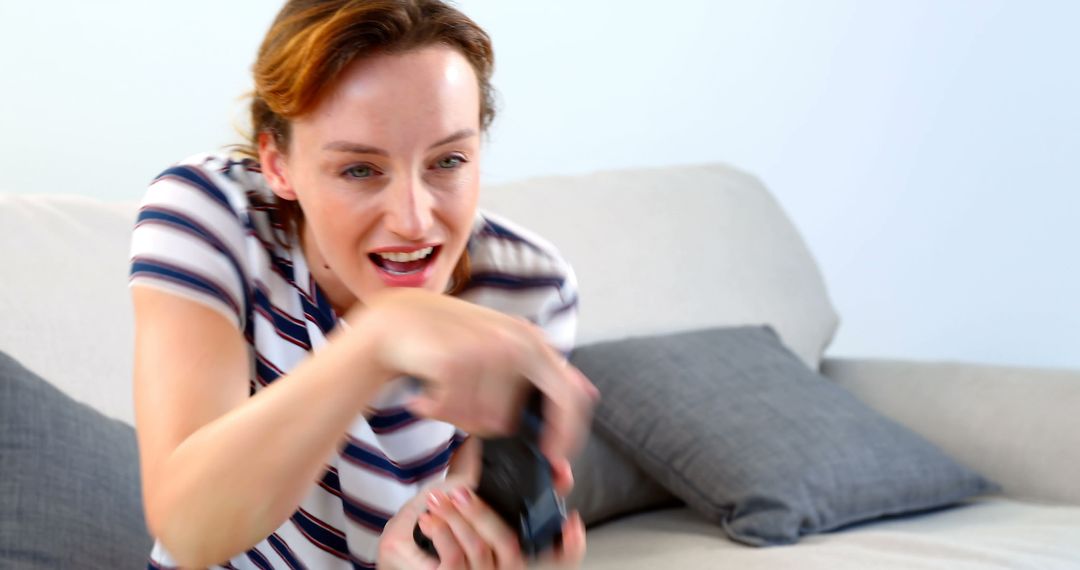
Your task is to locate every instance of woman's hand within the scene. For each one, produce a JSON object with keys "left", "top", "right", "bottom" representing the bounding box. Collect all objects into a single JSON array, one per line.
[
  {"left": 378, "top": 478, "right": 587, "bottom": 570},
  {"left": 348, "top": 288, "right": 598, "bottom": 464}
]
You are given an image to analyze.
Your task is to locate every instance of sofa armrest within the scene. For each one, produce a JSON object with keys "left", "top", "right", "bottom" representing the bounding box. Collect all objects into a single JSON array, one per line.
[{"left": 821, "top": 357, "right": 1080, "bottom": 506}]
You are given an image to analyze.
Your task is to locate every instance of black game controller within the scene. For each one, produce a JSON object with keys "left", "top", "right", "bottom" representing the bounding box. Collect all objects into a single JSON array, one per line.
[{"left": 414, "top": 390, "right": 566, "bottom": 560}]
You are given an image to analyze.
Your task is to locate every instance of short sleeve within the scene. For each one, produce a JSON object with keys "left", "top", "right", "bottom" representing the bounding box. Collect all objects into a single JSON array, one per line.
[
  {"left": 459, "top": 212, "right": 581, "bottom": 357},
  {"left": 128, "top": 161, "right": 250, "bottom": 331},
  {"left": 533, "top": 260, "right": 579, "bottom": 357}
]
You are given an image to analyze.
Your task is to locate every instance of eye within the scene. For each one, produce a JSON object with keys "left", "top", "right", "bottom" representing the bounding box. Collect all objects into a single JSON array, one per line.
[
  {"left": 435, "top": 154, "right": 467, "bottom": 170},
  {"left": 343, "top": 164, "right": 377, "bottom": 179}
]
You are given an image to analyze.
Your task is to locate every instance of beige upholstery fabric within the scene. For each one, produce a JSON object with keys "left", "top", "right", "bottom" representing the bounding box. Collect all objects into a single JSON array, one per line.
[
  {"left": 480, "top": 163, "right": 839, "bottom": 368},
  {"left": 822, "top": 357, "right": 1080, "bottom": 506},
  {"left": 582, "top": 499, "right": 1080, "bottom": 569},
  {"left": 0, "top": 194, "right": 138, "bottom": 424},
  {"left": 3, "top": 165, "right": 1079, "bottom": 568}
]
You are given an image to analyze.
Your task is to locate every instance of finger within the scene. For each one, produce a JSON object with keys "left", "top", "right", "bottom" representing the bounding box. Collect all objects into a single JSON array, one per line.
[
  {"left": 428, "top": 490, "right": 495, "bottom": 570},
  {"left": 539, "top": 511, "right": 586, "bottom": 567},
  {"left": 550, "top": 456, "right": 574, "bottom": 497},
  {"left": 518, "top": 340, "right": 596, "bottom": 461},
  {"left": 418, "top": 512, "right": 466, "bottom": 569},
  {"left": 447, "top": 487, "right": 525, "bottom": 569},
  {"left": 379, "top": 516, "right": 439, "bottom": 570},
  {"left": 540, "top": 372, "right": 594, "bottom": 463},
  {"left": 397, "top": 538, "right": 441, "bottom": 570}
]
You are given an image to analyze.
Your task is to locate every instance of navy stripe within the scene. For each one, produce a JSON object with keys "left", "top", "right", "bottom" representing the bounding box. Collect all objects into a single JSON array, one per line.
[
  {"left": 311, "top": 280, "right": 340, "bottom": 332},
  {"left": 350, "top": 556, "right": 377, "bottom": 570},
  {"left": 341, "top": 494, "right": 392, "bottom": 533},
  {"left": 136, "top": 206, "right": 251, "bottom": 322},
  {"left": 154, "top": 165, "right": 234, "bottom": 215},
  {"left": 462, "top": 271, "right": 565, "bottom": 293},
  {"left": 291, "top": 508, "right": 349, "bottom": 559},
  {"left": 267, "top": 532, "right": 308, "bottom": 569},
  {"left": 239, "top": 230, "right": 334, "bottom": 341},
  {"left": 479, "top": 218, "right": 543, "bottom": 253},
  {"left": 367, "top": 407, "right": 420, "bottom": 433},
  {"left": 131, "top": 258, "right": 242, "bottom": 319},
  {"left": 255, "top": 352, "right": 282, "bottom": 385},
  {"left": 253, "top": 286, "right": 312, "bottom": 350},
  {"left": 273, "top": 252, "right": 297, "bottom": 282},
  {"left": 243, "top": 189, "right": 288, "bottom": 234},
  {"left": 319, "top": 467, "right": 342, "bottom": 497},
  {"left": 245, "top": 547, "right": 275, "bottom": 570},
  {"left": 227, "top": 157, "right": 261, "bottom": 174},
  {"left": 546, "top": 293, "right": 579, "bottom": 320},
  {"left": 300, "top": 284, "right": 338, "bottom": 336},
  {"left": 253, "top": 283, "right": 306, "bottom": 326},
  {"left": 243, "top": 227, "right": 296, "bottom": 282},
  {"left": 341, "top": 436, "right": 463, "bottom": 483}
]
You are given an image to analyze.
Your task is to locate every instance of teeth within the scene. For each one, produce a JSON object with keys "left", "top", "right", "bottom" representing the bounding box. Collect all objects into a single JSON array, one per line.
[{"left": 376, "top": 246, "right": 434, "bottom": 263}]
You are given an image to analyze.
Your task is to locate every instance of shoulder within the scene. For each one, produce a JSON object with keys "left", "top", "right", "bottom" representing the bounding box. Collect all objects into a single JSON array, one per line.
[
  {"left": 467, "top": 210, "right": 575, "bottom": 282},
  {"left": 139, "top": 151, "right": 288, "bottom": 247},
  {"left": 462, "top": 211, "right": 579, "bottom": 351},
  {"left": 146, "top": 151, "right": 272, "bottom": 217}
]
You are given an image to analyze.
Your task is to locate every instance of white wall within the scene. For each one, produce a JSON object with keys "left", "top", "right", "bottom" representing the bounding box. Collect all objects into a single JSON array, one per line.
[{"left": 2, "top": 1, "right": 1076, "bottom": 369}]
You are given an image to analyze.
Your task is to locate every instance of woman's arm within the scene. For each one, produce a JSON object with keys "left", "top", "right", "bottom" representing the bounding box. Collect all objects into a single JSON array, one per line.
[
  {"left": 134, "top": 287, "right": 390, "bottom": 567},
  {"left": 378, "top": 437, "right": 586, "bottom": 569},
  {"left": 135, "top": 285, "right": 595, "bottom": 567}
]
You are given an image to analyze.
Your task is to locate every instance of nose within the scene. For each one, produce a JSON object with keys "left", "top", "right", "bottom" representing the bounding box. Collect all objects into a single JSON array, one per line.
[{"left": 382, "top": 172, "right": 434, "bottom": 241}]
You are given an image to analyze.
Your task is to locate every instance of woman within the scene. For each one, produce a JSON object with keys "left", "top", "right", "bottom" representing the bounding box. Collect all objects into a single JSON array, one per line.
[{"left": 129, "top": 1, "right": 596, "bottom": 568}]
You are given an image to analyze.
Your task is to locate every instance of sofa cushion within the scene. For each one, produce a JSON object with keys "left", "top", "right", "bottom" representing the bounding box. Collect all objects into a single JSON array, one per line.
[
  {"left": 583, "top": 499, "right": 1080, "bottom": 569},
  {"left": 0, "top": 194, "right": 138, "bottom": 424},
  {"left": 822, "top": 357, "right": 1080, "bottom": 507},
  {"left": 569, "top": 326, "right": 996, "bottom": 546},
  {"left": 480, "top": 163, "right": 839, "bottom": 368},
  {"left": 0, "top": 351, "right": 151, "bottom": 568}
]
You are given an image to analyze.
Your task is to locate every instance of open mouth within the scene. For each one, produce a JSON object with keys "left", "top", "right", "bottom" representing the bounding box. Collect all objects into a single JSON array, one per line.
[{"left": 368, "top": 245, "right": 441, "bottom": 276}]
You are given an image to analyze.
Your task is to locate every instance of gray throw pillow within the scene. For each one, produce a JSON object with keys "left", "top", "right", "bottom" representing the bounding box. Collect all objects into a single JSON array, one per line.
[
  {"left": 569, "top": 326, "right": 997, "bottom": 546},
  {"left": 0, "top": 351, "right": 152, "bottom": 568},
  {"left": 565, "top": 430, "right": 680, "bottom": 527}
]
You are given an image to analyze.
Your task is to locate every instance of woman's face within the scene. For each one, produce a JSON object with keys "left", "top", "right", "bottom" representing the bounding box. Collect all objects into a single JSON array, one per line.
[{"left": 260, "top": 46, "right": 482, "bottom": 314}]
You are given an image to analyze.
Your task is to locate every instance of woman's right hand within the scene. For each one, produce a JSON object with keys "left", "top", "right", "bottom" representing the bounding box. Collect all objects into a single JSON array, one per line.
[{"left": 345, "top": 287, "right": 598, "bottom": 463}]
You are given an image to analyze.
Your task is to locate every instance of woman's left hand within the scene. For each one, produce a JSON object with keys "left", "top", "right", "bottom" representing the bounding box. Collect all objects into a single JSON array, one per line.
[{"left": 417, "top": 484, "right": 587, "bottom": 570}]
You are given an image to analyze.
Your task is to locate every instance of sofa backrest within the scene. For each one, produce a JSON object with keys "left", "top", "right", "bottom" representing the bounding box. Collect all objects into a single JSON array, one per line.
[
  {"left": 0, "top": 163, "right": 837, "bottom": 424},
  {"left": 1, "top": 194, "right": 139, "bottom": 424},
  {"left": 480, "top": 163, "right": 838, "bottom": 367}
]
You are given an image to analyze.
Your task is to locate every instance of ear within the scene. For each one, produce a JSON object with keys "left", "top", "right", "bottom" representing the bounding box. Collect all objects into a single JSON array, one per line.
[{"left": 257, "top": 131, "right": 298, "bottom": 201}]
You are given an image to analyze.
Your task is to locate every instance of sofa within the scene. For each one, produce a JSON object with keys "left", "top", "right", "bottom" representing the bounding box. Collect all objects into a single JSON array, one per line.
[{"left": 2, "top": 162, "right": 1079, "bottom": 568}]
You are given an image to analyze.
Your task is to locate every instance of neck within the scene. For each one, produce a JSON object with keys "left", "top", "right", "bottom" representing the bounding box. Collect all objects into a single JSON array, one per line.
[{"left": 299, "top": 221, "right": 357, "bottom": 316}]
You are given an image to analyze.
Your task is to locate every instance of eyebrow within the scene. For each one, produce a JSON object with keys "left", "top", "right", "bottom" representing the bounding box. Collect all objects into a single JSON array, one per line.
[{"left": 322, "top": 128, "right": 477, "bottom": 155}]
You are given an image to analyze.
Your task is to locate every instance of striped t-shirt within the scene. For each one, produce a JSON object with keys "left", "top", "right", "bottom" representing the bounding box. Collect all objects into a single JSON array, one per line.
[{"left": 129, "top": 152, "right": 578, "bottom": 569}]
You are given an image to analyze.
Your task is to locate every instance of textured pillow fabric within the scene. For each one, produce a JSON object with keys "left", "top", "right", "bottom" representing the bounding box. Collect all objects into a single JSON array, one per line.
[
  {"left": 0, "top": 351, "right": 152, "bottom": 568},
  {"left": 569, "top": 326, "right": 997, "bottom": 546},
  {"left": 566, "top": 430, "right": 680, "bottom": 527}
]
